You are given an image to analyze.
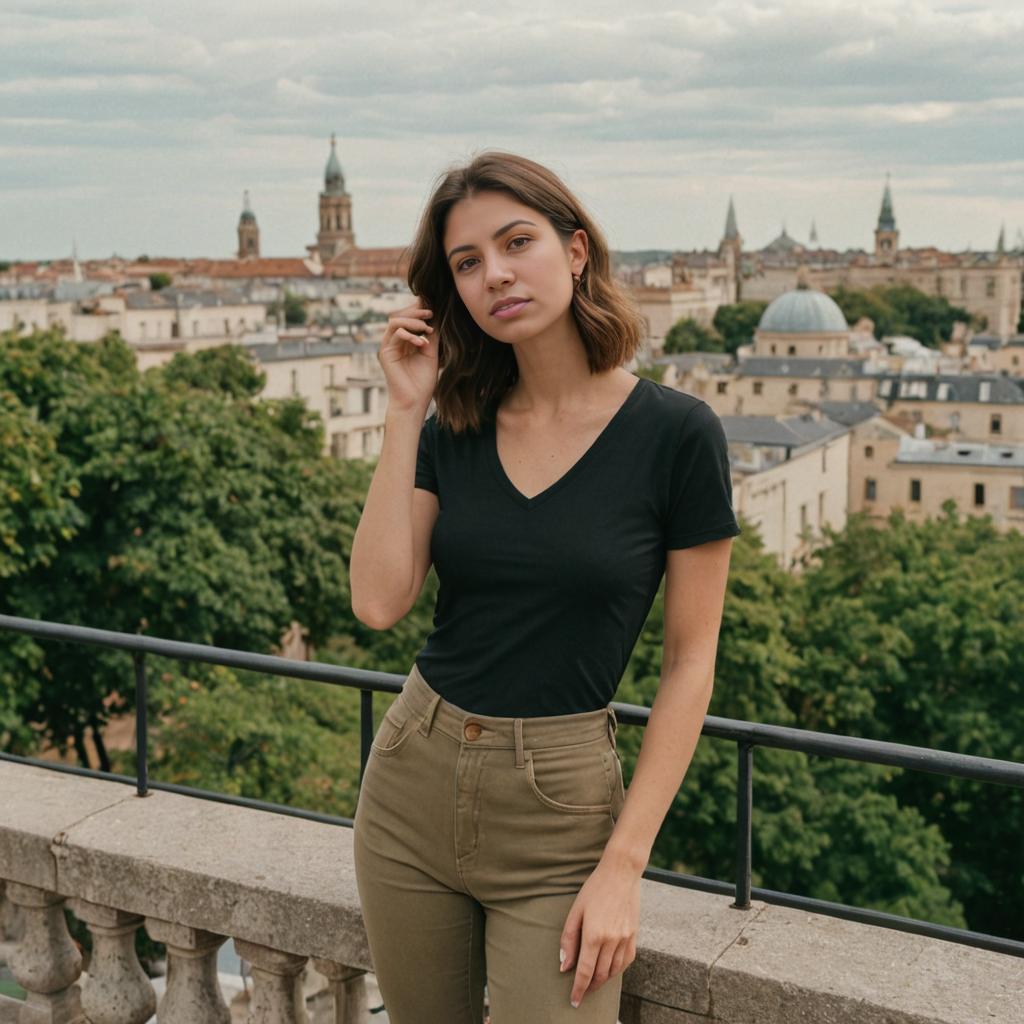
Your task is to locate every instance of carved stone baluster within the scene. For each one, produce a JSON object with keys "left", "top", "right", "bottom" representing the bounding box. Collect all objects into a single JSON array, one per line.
[
  {"left": 144, "top": 918, "right": 230, "bottom": 1024},
  {"left": 5, "top": 882, "right": 84, "bottom": 1024},
  {"left": 308, "top": 960, "right": 367, "bottom": 1024},
  {"left": 233, "top": 939, "right": 308, "bottom": 1024},
  {"left": 66, "top": 899, "right": 155, "bottom": 1024}
]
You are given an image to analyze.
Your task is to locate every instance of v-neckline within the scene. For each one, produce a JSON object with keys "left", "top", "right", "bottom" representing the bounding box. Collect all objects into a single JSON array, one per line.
[{"left": 488, "top": 376, "right": 647, "bottom": 510}]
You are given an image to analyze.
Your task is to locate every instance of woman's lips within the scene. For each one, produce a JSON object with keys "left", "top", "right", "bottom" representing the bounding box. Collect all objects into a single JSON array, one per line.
[{"left": 491, "top": 300, "right": 530, "bottom": 319}]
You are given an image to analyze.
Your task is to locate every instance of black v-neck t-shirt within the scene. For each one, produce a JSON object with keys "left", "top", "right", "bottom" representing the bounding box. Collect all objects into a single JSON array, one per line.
[{"left": 412, "top": 376, "right": 741, "bottom": 717}]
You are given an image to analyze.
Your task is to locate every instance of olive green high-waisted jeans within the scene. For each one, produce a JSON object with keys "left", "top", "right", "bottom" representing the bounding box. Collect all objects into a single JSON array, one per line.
[{"left": 352, "top": 661, "right": 627, "bottom": 1023}]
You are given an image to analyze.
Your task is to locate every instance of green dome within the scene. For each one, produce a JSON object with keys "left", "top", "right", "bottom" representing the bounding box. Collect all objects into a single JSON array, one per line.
[
  {"left": 238, "top": 190, "right": 257, "bottom": 224},
  {"left": 758, "top": 288, "right": 848, "bottom": 333}
]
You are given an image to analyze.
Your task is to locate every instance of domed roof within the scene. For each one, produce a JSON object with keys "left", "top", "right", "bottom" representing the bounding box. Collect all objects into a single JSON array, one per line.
[
  {"left": 238, "top": 190, "right": 257, "bottom": 225},
  {"left": 758, "top": 287, "right": 848, "bottom": 334}
]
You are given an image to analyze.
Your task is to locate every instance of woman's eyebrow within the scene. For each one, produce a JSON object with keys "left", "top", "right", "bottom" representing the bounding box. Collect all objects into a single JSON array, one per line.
[{"left": 446, "top": 219, "right": 537, "bottom": 262}]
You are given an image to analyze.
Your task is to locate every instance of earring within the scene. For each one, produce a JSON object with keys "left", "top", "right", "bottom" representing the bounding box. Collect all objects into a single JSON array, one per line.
[{"left": 572, "top": 272, "right": 582, "bottom": 289}]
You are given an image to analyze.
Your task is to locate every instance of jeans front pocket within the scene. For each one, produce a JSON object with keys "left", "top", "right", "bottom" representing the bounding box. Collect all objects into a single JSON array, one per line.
[
  {"left": 370, "top": 698, "right": 415, "bottom": 758},
  {"left": 524, "top": 740, "right": 614, "bottom": 815}
]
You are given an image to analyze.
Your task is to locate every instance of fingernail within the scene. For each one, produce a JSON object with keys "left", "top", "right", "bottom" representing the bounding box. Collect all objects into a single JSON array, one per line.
[
  {"left": 571, "top": 999, "right": 579, "bottom": 1008},
  {"left": 559, "top": 949, "right": 565, "bottom": 968}
]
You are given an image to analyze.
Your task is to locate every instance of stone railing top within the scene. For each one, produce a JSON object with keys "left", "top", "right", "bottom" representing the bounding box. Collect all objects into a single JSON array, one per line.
[{"left": 1, "top": 759, "right": 1020, "bottom": 1024}]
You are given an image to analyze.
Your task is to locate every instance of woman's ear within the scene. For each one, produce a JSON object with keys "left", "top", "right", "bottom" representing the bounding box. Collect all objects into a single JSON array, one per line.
[{"left": 568, "top": 228, "right": 589, "bottom": 277}]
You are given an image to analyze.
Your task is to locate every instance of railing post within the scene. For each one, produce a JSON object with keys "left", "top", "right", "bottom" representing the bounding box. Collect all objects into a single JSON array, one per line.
[
  {"left": 68, "top": 898, "right": 156, "bottom": 1024},
  {"left": 5, "top": 882, "right": 84, "bottom": 1023},
  {"left": 732, "top": 741, "right": 754, "bottom": 910},
  {"left": 133, "top": 651, "right": 149, "bottom": 798},
  {"left": 359, "top": 689, "right": 373, "bottom": 786}
]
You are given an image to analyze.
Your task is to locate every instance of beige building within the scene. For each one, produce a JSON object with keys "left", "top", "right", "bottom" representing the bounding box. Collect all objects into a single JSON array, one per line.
[
  {"left": 741, "top": 178, "right": 1023, "bottom": 340},
  {"left": 250, "top": 337, "right": 386, "bottom": 459},
  {"left": 721, "top": 410, "right": 851, "bottom": 570},
  {"left": 860, "top": 435, "right": 1024, "bottom": 533},
  {"left": 874, "top": 374, "right": 1024, "bottom": 443},
  {"left": 964, "top": 332, "right": 1024, "bottom": 376}
]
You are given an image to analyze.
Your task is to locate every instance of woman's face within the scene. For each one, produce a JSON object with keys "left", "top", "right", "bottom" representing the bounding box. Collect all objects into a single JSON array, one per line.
[{"left": 442, "top": 190, "right": 587, "bottom": 343}]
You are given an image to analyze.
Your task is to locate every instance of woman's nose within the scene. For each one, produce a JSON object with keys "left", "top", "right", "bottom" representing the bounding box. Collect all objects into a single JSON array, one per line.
[{"left": 485, "top": 259, "right": 514, "bottom": 289}]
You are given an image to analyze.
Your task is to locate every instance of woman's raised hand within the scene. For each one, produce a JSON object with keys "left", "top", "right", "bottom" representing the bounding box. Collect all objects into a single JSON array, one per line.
[{"left": 378, "top": 298, "right": 438, "bottom": 413}]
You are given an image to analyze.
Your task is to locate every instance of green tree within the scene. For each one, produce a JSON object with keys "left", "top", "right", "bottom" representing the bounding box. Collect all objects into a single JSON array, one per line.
[
  {"left": 712, "top": 300, "right": 768, "bottom": 353},
  {"left": 828, "top": 284, "right": 977, "bottom": 346},
  {"left": 797, "top": 504, "right": 1024, "bottom": 938},
  {"left": 663, "top": 317, "right": 723, "bottom": 354},
  {"left": 148, "top": 272, "right": 172, "bottom": 291},
  {"left": 160, "top": 344, "right": 266, "bottom": 399},
  {"left": 0, "top": 329, "right": 360, "bottom": 768},
  {"left": 268, "top": 290, "right": 308, "bottom": 326}
]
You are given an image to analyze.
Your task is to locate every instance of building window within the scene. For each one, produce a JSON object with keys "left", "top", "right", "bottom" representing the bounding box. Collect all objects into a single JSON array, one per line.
[
  {"left": 974, "top": 483, "right": 985, "bottom": 506},
  {"left": 290, "top": 369, "right": 298, "bottom": 395},
  {"left": 193, "top": 320, "right": 200, "bottom": 337},
  {"left": 991, "top": 414, "right": 1002, "bottom": 434},
  {"left": 818, "top": 490, "right": 825, "bottom": 526},
  {"left": 985, "top": 277, "right": 996, "bottom": 298},
  {"left": 330, "top": 432, "right": 344, "bottom": 458},
  {"left": 140, "top": 320, "right": 147, "bottom": 339},
  {"left": 787, "top": 345, "right": 796, "bottom": 355},
  {"left": 362, "top": 430, "right": 371, "bottom": 455},
  {"left": 753, "top": 381, "right": 763, "bottom": 395},
  {"left": 960, "top": 276, "right": 968, "bottom": 296},
  {"left": 1011, "top": 486, "right": 1024, "bottom": 510},
  {"left": 865, "top": 478, "right": 877, "bottom": 501},
  {"left": 821, "top": 447, "right": 827, "bottom": 472},
  {"left": 865, "top": 445, "right": 874, "bottom": 458},
  {"left": 717, "top": 381, "right": 728, "bottom": 394},
  {"left": 770, "top": 344, "right": 777, "bottom": 354},
  {"left": 224, "top": 318, "right": 230, "bottom": 334},
  {"left": 950, "top": 412, "right": 960, "bottom": 431},
  {"left": 328, "top": 364, "right": 335, "bottom": 388},
  {"left": 800, "top": 503, "right": 808, "bottom": 530},
  {"left": 788, "top": 383, "right": 798, "bottom": 395},
  {"left": 910, "top": 479, "right": 921, "bottom": 502}
]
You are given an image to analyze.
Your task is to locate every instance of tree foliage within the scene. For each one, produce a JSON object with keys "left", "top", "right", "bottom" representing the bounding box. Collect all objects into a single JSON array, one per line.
[
  {"left": 712, "top": 300, "right": 768, "bottom": 352},
  {"left": 0, "top": 330, "right": 361, "bottom": 767},
  {"left": 828, "top": 284, "right": 978, "bottom": 345},
  {"left": 663, "top": 317, "right": 723, "bottom": 354}
]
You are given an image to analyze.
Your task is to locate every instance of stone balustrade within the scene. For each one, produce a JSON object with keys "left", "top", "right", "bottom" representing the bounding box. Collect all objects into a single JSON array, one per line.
[{"left": 0, "top": 759, "right": 1020, "bottom": 1024}]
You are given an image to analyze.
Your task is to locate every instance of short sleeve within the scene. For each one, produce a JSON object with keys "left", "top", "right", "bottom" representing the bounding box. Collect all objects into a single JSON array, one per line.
[
  {"left": 664, "top": 401, "right": 741, "bottom": 549},
  {"left": 415, "top": 413, "right": 439, "bottom": 495}
]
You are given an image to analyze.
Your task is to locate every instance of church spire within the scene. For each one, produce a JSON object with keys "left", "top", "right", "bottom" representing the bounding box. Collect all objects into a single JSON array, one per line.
[
  {"left": 723, "top": 195, "right": 739, "bottom": 240},
  {"left": 809, "top": 218, "right": 818, "bottom": 246},
  {"left": 324, "top": 133, "right": 345, "bottom": 196},
  {"left": 996, "top": 222, "right": 1006, "bottom": 254},
  {"left": 877, "top": 172, "right": 896, "bottom": 232}
]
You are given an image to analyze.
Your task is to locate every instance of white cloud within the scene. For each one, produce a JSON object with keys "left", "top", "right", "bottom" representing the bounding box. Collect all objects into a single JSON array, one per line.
[{"left": 1, "top": 0, "right": 1022, "bottom": 258}]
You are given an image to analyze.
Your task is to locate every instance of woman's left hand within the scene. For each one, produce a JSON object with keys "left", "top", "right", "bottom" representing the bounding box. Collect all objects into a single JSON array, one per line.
[{"left": 559, "top": 858, "right": 641, "bottom": 1008}]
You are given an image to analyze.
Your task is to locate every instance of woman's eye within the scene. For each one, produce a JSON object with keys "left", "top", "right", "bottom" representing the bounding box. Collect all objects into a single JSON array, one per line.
[
  {"left": 509, "top": 236, "right": 530, "bottom": 250},
  {"left": 456, "top": 257, "right": 478, "bottom": 272},
  {"left": 456, "top": 237, "right": 529, "bottom": 273}
]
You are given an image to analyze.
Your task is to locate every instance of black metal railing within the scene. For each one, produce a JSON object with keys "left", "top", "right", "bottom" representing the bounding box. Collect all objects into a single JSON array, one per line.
[{"left": 1, "top": 613, "right": 1022, "bottom": 960}]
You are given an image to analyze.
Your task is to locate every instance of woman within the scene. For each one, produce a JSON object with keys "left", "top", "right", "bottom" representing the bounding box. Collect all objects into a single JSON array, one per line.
[{"left": 349, "top": 150, "right": 740, "bottom": 1023}]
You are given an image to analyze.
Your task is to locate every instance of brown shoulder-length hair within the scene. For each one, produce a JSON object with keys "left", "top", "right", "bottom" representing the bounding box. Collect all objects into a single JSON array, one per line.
[{"left": 406, "top": 150, "right": 645, "bottom": 434}]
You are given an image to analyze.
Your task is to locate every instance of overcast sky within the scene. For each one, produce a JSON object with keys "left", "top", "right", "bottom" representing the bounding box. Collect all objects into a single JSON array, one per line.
[{"left": 3, "top": 0, "right": 1022, "bottom": 262}]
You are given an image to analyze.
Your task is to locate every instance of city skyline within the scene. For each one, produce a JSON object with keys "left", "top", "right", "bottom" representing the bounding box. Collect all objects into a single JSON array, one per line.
[{"left": 3, "top": 0, "right": 1023, "bottom": 261}]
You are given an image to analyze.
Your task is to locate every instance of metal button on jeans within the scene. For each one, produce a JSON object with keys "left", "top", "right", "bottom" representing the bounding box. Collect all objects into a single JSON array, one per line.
[{"left": 464, "top": 722, "right": 482, "bottom": 741}]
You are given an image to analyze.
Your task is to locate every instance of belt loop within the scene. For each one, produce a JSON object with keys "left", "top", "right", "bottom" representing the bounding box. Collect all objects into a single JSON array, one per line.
[
  {"left": 606, "top": 707, "right": 617, "bottom": 751},
  {"left": 418, "top": 693, "right": 441, "bottom": 738},
  {"left": 514, "top": 718, "right": 525, "bottom": 768}
]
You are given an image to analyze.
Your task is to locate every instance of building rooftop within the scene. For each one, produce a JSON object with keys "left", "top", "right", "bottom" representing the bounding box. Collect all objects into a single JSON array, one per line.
[
  {"left": 876, "top": 374, "right": 1024, "bottom": 404},
  {"left": 737, "top": 356, "right": 872, "bottom": 378},
  {"left": 893, "top": 436, "right": 1024, "bottom": 468},
  {"left": 720, "top": 412, "right": 848, "bottom": 449}
]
